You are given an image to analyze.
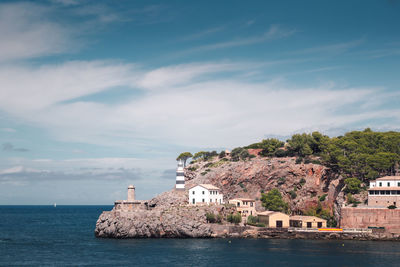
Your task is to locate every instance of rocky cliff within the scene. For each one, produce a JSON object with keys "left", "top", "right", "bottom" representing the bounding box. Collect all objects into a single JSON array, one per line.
[{"left": 95, "top": 155, "right": 365, "bottom": 238}]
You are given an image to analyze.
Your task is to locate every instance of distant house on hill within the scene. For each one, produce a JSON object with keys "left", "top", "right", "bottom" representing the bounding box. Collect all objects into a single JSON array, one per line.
[
  {"left": 188, "top": 184, "right": 224, "bottom": 205},
  {"left": 368, "top": 176, "right": 400, "bottom": 207},
  {"left": 228, "top": 198, "right": 256, "bottom": 218}
]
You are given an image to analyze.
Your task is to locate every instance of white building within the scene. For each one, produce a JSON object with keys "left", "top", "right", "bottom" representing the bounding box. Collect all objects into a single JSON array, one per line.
[
  {"left": 176, "top": 160, "right": 185, "bottom": 190},
  {"left": 188, "top": 184, "right": 224, "bottom": 205}
]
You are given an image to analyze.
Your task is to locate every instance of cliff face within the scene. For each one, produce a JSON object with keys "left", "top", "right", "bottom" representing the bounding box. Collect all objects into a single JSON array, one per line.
[
  {"left": 186, "top": 157, "right": 344, "bottom": 215},
  {"left": 95, "top": 155, "right": 357, "bottom": 238}
]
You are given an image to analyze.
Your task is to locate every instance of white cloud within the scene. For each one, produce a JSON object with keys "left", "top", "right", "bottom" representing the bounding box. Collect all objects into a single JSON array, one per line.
[
  {"left": 0, "top": 2, "right": 72, "bottom": 62},
  {"left": 0, "top": 61, "right": 137, "bottom": 113},
  {"left": 0, "top": 60, "right": 398, "bottom": 151}
]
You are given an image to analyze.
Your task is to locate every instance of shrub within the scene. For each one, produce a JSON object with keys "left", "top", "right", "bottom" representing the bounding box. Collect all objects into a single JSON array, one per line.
[
  {"left": 188, "top": 166, "right": 198, "bottom": 171},
  {"left": 388, "top": 205, "right": 397, "bottom": 209},
  {"left": 227, "top": 213, "right": 242, "bottom": 224},
  {"left": 201, "top": 171, "right": 207, "bottom": 176},
  {"left": 247, "top": 215, "right": 259, "bottom": 225},
  {"left": 344, "top": 178, "right": 361, "bottom": 194},
  {"left": 216, "top": 214, "right": 223, "bottom": 223},
  {"left": 256, "top": 223, "right": 266, "bottom": 227},
  {"left": 346, "top": 193, "right": 360, "bottom": 206},
  {"left": 318, "top": 194, "right": 327, "bottom": 202},
  {"left": 289, "top": 190, "right": 297, "bottom": 199},
  {"left": 295, "top": 157, "right": 303, "bottom": 164},
  {"left": 299, "top": 178, "right": 306, "bottom": 185},
  {"left": 219, "top": 151, "right": 226, "bottom": 158},
  {"left": 277, "top": 177, "right": 286, "bottom": 185},
  {"left": 206, "top": 213, "right": 216, "bottom": 223},
  {"left": 274, "top": 149, "right": 288, "bottom": 157},
  {"left": 311, "top": 159, "right": 321, "bottom": 165}
]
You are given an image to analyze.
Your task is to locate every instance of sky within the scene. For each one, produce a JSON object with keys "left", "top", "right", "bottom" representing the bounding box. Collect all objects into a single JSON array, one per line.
[{"left": 0, "top": 0, "right": 400, "bottom": 204}]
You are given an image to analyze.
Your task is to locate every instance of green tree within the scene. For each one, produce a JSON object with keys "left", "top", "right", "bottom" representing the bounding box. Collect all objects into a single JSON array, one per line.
[
  {"left": 344, "top": 178, "right": 361, "bottom": 194},
  {"left": 227, "top": 213, "right": 242, "bottom": 224},
  {"left": 260, "top": 189, "right": 288, "bottom": 213},
  {"left": 176, "top": 152, "right": 193, "bottom": 167}
]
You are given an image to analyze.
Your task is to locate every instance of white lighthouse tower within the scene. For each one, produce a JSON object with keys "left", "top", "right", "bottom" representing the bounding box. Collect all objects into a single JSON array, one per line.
[{"left": 175, "top": 159, "right": 185, "bottom": 190}]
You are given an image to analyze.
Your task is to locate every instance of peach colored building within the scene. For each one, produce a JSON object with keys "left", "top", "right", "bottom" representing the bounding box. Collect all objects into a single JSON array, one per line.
[
  {"left": 289, "top": 215, "right": 327, "bottom": 229},
  {"left": 228, "top": 198, "right": 256, "bottom": 219},
  {"left": 368, "top": 176, "right": 400, "bottom": 207},
  {"left": 258, "top": 211, "right": 290, "bottom": 228}
]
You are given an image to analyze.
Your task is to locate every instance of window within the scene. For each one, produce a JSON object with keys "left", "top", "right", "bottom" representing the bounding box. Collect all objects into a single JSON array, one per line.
[
  {"left": 380, "top": 190, "right": 385, "bottom": 195},
  {"left": 307, "top": 222, "right": 312, "bottom": 228},
  {"left": 379, "top": 182, "right": 382, "bottom": 187},
  {"left": 388, "top": 182, "right": 390, "bottom": 187},
  {"left": 317, "top": 222, "right": 322, "bottom": 228},
  {"left": 202, "top": 191, "right": 205, "bottom": 195},
  {"left": 250, "top": 202, "right": 253, "bottom": 207},
  {"left": 219, "top": 199, "right": 222, "bottom": 204},
  {"left": 386, "top": 190, "right": 390, "bottom": 195},
  {"left": 398, "top": 182, "right": 400, "bottom": 187},
  {"left": 237, "top": 202, "right": 240, "bottom": 207},
  {"left": 369, "top": 191, "right": 374, "bottom": 195},
  {"left": 192, "top": 198, "right": 195, "bottom": 204},
  {"left": 192, "top": 191, "right": 195, "bottom": 195},
  {"left": 202, "top": 199, "right": 205, "bottom": 202}
]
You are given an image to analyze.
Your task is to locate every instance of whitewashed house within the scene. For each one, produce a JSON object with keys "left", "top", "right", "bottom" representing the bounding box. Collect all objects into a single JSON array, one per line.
[{"left": 188, "top": 184, "right": 224, "bottom": 205}]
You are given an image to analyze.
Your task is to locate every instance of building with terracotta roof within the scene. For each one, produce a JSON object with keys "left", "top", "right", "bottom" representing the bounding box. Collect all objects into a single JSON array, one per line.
[
  {"left": 188, "top": 184, "right": 224, "bottom": 205},
  {"left": 289, "top": 215, "right": 327, "bottom": 228},
  {"left": 368, "top": 176, "right": 400, "bottom": 207},
  {"left": 257, "top": 211, "right": 290, "bottom": 228},
  {"left": 228, "top": 198, "right": 256, "bottom": 219}
]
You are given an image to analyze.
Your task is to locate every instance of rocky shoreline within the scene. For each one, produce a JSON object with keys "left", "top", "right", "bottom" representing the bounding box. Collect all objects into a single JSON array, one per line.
[{"left": 95, "top": 208, "right": 394, "bottom": 240}]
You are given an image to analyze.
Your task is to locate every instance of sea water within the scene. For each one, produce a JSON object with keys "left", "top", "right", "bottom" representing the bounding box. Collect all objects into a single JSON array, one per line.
[{"left": 1, "top": 205, "right": 400, "bottom": 266}]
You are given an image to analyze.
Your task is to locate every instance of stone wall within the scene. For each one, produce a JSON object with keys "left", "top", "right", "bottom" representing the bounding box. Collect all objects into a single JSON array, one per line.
[
  {"left": 368, "top": 195, "right": 400, "bottom": 207},
  {"left": 340, "top": 207, "right": 400, "bottom": 235}
]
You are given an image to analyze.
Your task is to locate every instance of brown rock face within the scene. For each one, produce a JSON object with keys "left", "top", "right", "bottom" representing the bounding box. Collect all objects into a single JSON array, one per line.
[{"left": 186, "top": 157, "right": 342, "bottom": 215}]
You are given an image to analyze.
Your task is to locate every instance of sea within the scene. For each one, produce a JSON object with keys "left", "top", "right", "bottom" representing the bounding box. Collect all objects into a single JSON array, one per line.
[{"left": 1, "top": 206, "right": 400, "bottom": 266}]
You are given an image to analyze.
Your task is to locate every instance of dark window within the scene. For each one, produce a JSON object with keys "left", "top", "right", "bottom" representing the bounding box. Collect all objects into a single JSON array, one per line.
[
  {"left": 192, "top": 198, "right": 195, "bottom": 204},
  {"left": 397, "top": 191, "right": 400, "bottom": 195},
  {"left": 250, "top": 202, "right": 253, "bottom": 207},
  {"left": 307, "top": 222, "right": 312, "bottom": 228},
  {"left": 398, "top": 182, "right": 400, "bottom": 187},
  {"left": 317, "top": 222, "right": 322, "bottom": 228},
  {"left": 202, "top": 199, "right": 205, "bottom": 202},
  {"left": 388, "top": 182, "right": 390, "bottom": 187},
  {"left": 202, "top": 191, "right": 205, "bottom": 195},
  {"left": 380, "top": 190, "right": 385, "bottom": 195},
  {"left": 369, "top": 191, "right": 374, "bottom": 195},
  {"left": 386, "top": 190, "right": 390, "bottom": 195},
  {"left": 276, "top": 221, "right": 283, "bottom": 228},
  {"left": 192, "top": 191, "right": 195, "bottom": 195},
  {"left": 379, "top": 182, "right": 382, "bottom": 186},
  {"left": 237, "top": 202, "right": 240, "bottom": 207}
]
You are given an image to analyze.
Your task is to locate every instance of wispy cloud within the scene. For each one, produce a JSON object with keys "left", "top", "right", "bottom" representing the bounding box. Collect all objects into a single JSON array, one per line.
[
  {"left": 2, "top": 143, "right": 29, "bottom": 152},
  {"left": 178, "top": 25, "right": 296, "bottom": 55},
  {"left": 0, "top": 2, "right": 73, "bottom": 62},
  {"left": 288, "top": 39, "right": 364, "bottom": 56},
  {"left": 181, "top": 26, "right": 226, "bottom": 41}
]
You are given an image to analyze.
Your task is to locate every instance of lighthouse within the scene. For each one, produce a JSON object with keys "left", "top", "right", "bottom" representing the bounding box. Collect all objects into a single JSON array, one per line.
[{"left": 175, "top": 159, "right": 185, "bottom": 190}]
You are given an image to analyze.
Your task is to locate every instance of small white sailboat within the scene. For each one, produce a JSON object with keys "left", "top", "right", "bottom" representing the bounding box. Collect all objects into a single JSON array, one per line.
[{"left": 54, "top": 203, "right": 57, "bottom": 208}]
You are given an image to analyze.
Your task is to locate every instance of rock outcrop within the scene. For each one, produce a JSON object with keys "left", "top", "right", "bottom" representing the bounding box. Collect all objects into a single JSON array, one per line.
[{"left": 95, "top": 155, "right": 367, "bottom": 239}]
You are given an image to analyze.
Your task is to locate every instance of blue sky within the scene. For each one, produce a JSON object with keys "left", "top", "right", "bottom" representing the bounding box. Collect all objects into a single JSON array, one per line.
[{"left": 0, "top": 0, "right": 400, "bottom": 204}]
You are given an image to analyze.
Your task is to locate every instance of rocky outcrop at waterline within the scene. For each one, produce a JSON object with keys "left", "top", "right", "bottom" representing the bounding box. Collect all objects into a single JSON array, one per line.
[{"left": 95, "top": 155, "right": 367, "bottom": 239}]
